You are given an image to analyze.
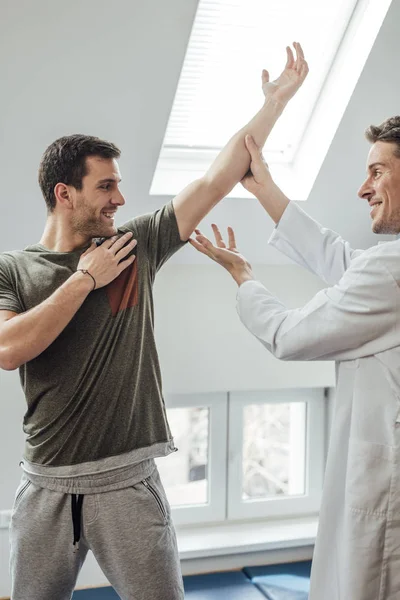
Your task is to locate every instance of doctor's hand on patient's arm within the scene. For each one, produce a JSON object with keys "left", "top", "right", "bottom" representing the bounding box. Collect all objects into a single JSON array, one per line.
[
  {"left": 189, "top": 225, "right": 255, "bottom": 287},
  {"left": 241, "top": 134, "right": 291, "bottom": 224}
]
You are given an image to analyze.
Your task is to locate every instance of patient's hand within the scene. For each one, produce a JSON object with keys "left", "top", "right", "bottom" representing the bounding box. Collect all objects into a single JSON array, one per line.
[{"left": 262, "top": 42, "right": 309, "bottom": 106}]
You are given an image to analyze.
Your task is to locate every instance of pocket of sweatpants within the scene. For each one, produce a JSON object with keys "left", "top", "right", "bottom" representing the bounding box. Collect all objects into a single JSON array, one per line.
[
  {"left": 141, "top": 475, "right": 169, "bottom": 523},
  {"left": 13, "top": 478, "right": 32, "bottom": 512}
]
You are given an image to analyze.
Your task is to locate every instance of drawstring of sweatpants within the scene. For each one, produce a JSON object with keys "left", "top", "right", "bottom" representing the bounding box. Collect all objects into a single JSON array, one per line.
[{"left": 71, "top": 494, "right": 84, "bottom": 551}]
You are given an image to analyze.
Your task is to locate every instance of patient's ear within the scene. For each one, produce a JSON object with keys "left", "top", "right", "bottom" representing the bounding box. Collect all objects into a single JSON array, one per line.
[{"left": 54, "top": 183, "right": 73, "bottom": 210}]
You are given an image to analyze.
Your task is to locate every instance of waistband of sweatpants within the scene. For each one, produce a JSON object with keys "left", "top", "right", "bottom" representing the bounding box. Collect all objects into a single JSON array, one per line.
[{"left": 20, "top": 439, "right": 177, "bottom": 494}]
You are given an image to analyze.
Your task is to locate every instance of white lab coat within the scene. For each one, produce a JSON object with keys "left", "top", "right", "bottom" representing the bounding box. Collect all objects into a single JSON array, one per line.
[{"left": 237, "top": 202, "right": 400, "bottom": 600}]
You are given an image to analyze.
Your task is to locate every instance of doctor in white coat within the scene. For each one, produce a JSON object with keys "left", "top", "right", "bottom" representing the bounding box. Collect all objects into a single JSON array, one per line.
[{"left": 190, "top": 119, "right": 400, "bottom": 600}]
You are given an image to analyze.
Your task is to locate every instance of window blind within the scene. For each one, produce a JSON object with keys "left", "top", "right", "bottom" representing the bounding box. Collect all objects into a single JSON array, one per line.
[{"left": 162, "top": 0, "right": 359, "bottom": 163}]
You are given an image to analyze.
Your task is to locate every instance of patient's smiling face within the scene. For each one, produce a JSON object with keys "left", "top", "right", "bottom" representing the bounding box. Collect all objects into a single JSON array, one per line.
[
  {"left": 358, "top": 141, "right": 400, "bottom": 234},
  {"left": 69, "top": 157, "right": 126, "bottom": 240}
]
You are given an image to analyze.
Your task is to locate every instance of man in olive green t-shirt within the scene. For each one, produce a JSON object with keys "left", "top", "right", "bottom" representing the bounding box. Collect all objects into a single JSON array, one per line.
[{"left": 0, "top": 44, "right": 308, "bottom": 600}]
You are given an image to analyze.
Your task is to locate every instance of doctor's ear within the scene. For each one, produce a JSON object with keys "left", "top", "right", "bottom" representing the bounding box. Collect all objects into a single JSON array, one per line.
[{"left": 54, "top": 182, "right": 73, "bottom": 209}]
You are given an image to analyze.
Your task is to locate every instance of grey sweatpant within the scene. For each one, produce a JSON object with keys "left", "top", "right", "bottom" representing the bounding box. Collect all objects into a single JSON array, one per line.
[{"left": 10, "top": 467, "right": 184, "bottom": 600}]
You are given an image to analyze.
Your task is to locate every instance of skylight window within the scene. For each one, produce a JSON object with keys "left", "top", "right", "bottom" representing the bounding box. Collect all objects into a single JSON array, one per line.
[{"left": 151, "top": 0, "right": 392, "bottom": 200}]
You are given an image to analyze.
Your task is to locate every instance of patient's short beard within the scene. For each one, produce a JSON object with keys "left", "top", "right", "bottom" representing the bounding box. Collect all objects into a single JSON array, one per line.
[{"left": 71, "top": 198, "right": 117, "bottom": 238}]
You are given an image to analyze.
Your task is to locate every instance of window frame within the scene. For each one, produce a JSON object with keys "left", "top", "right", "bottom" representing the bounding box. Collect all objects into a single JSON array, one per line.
[
  {"left": 159, "top": 392, "right": 228, "bottom": 526},
  {"left": 227, "top": 388, "right": 326, "bottom": 520}
]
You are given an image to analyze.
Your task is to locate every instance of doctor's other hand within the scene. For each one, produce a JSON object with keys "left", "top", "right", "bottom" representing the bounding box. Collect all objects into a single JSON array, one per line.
[
  {"left": 262, "top": 42, "right": 308, "bottom": 106},
  {"left": 241, "top": 134, "right": 273, "bottom": 198},
  {"left": 241, "top": 135, "right": 290, "bottom": 221},
  {"left": 189, "top": 225, "right": 255, "bottom": 287}
]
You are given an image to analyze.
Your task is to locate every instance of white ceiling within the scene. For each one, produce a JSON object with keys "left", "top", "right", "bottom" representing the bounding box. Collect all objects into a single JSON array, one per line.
[{"left": 0, "top": 0, "right": 397, "bottom": 264}]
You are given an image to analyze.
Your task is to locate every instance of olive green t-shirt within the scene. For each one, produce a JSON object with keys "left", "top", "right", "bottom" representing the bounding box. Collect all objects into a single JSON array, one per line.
[{"left": 0, "top": 202, "right": 186, "bottom": 466}]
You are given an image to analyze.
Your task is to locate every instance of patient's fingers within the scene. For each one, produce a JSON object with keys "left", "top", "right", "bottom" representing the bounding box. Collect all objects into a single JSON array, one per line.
[
  {"left": 294, "top": 41, "right": 305, "bottom": 60},
  {"left": 285, "top": 45, "right": 294, "bottom": 70}
]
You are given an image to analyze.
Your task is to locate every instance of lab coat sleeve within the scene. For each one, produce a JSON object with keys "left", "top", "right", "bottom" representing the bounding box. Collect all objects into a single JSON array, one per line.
[
  {"left": 237, "top": 250, "right": 400, "bottom": 362},
  {"left": 268, "top": 202, "right": 364, "bottom": 285}
]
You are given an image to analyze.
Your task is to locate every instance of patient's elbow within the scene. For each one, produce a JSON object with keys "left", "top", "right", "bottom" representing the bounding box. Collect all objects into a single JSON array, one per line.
[{"left": 0, "top": 347, "right": 19, "bottom": 371}]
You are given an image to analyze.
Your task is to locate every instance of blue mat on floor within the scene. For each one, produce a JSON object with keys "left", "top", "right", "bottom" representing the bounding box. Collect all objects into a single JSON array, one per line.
[
  {"left": 72, "top": 572, "right": 265, "bottom": 599},
  {"left": 243, "top": 561, "right": 311, "bottom": 600},
  {"left": 254, "top": 579, "right": 309, "bottom": 600},
  {"left": 71, "top": 562, "right": 311, "bottom": 599},
  {"left": 243, "top": 560, "right": 312, "bottom": 580},
  {"left": 184, "top": 570, "right": 266, "bottom": 599},
  {"left": 73, "top": 587, "right": 119, "bottom": 598}
]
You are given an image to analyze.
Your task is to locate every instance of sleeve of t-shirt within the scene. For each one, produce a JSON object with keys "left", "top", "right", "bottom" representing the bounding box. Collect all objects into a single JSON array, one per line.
[
  {"left": 122, "top": 201, "right": 187, "bottom": 274},
  {"left": 0, "top": 255, "right": 23, "bottom": 313}
]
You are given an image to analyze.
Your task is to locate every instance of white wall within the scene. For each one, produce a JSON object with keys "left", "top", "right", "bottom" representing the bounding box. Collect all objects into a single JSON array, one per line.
[{"left": 154, "top": 263, "right": 334, "bottom": 393}]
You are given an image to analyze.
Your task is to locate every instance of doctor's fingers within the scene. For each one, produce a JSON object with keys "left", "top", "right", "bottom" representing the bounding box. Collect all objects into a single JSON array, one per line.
[
  {"left": 212, "top": 224, "right": 239, "bottom": 251},
  {"left": 211, "top": 224, "right": 228, "bottom": 248},
  {"left": 227, "top": 227, "right": 237, "bottom": 250},
  {"left": 244, "top": 135, "right": 266, "bottom": 166},
  {"left": 189, "top": 237, "right": 218, "bottom": 262},
  {"left": 195, "top": 227, "right": 225, "bottom": 250}
]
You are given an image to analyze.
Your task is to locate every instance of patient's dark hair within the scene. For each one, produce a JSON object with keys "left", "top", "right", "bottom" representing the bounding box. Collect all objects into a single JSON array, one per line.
[
  {"left": 365, "top": 117, "right": 400, "bottom": 158},
  {"left": 38, "top": 134, "right": 121, "bottom": 212}
]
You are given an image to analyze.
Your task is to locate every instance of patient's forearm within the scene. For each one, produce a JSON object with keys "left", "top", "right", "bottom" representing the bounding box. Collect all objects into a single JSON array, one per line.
[{"left": 205, "top": 96, "right": 284, "bottom": 196}]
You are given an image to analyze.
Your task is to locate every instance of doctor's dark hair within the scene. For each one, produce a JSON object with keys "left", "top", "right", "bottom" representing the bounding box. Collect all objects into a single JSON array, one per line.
[
  {"left": 38, "top": 134, "right": 121, "bottom": 213},
  {"left": 365, "top": 117, "right": 400, "bottom": 158}
]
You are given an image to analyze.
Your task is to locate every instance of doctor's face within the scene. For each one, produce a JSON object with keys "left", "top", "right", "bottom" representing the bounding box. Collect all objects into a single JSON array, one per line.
[{"left": 358, "top": 141, "right": 400, "bottom": 234}]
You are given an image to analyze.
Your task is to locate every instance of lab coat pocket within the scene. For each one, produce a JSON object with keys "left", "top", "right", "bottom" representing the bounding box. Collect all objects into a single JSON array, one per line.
[{"left": 345, "top": 439, "right": 393, "bottom": 515}]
